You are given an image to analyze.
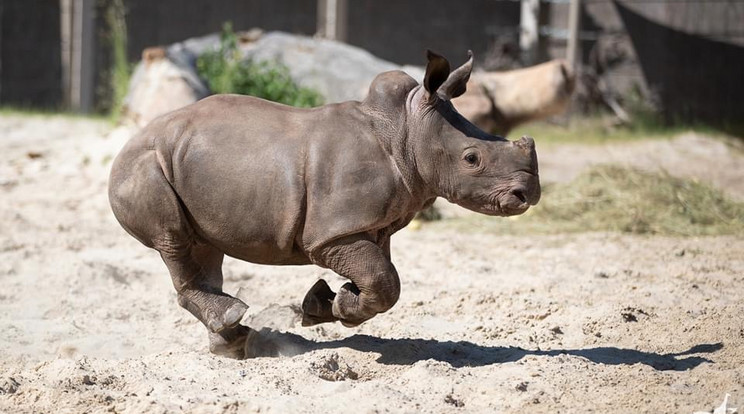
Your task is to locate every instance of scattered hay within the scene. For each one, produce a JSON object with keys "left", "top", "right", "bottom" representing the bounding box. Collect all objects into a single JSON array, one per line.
[{"left": 444, "top": 164, "right": 744, "bottom": 236}]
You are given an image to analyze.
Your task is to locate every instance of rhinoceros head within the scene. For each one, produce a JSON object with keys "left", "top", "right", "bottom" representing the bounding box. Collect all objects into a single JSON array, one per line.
[{"left": 404, "top": 50, "right": 541, "bottom": 216}]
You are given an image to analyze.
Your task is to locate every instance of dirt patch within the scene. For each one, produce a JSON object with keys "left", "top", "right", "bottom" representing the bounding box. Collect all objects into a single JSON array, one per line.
[{"left": 0, "top": 115, "right": 742, "bottom": 413}]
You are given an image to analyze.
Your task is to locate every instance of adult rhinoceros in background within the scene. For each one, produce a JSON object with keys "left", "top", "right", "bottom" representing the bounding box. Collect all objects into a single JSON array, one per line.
[
  {"left": 454, "top": 59, "right": 576, "bottom": 135},
  {"left": 108, "top": 50, "right": 541, "bottom": 359}
]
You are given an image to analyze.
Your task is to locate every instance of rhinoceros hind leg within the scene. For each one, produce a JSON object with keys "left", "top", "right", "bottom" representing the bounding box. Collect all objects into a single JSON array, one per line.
[
  {"left": 301, "top": 279, "right": 338, "bottom": 326},
  {"left": 161, "top": 242, "right": 249, "bottom": 336},
  {"left": 176, "top": 288, "right": 249, "bottom": 333},
  {"left": 110, "top": 151, "right": 250, "bottom": 356}
]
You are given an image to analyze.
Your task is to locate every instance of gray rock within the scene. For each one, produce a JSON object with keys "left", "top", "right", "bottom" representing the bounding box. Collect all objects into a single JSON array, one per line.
[{"left": 238, "top": 32, "right": 399, "bottom": 103}]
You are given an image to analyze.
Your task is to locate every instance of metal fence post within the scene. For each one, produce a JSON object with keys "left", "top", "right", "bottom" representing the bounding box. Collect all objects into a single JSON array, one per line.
[
  {"left": 566, "top": 0, "right": 581, "bottom": 67},
  {"left": 520, "top": 0, "right": 540, "bottom": 65}
]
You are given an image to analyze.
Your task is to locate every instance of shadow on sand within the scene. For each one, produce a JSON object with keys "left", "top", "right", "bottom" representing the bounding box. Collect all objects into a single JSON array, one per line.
[{"left": 248, "top": 329, "right": 722, "bottom": 371}]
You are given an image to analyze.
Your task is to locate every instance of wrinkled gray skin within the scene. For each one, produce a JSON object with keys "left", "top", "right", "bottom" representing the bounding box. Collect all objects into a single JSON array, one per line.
[{"left": 109, "top": 51, "right": 540, "bottom": 359}]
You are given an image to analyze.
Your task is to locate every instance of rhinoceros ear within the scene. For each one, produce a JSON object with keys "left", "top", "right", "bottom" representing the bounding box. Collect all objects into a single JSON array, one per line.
[
  {"left": 438, "top": 50, "right": 473, "bottom": 100},
  {"left": 424, "top": 50, "right": 450, "bottom": 103}
]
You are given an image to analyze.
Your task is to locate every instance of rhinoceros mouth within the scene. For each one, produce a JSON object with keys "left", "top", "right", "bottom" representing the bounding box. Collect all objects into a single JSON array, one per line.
[
  {"left": 497, "top": 191, "right": 533, "bottom": 216},
  {"left": 456, "top": 195, "right": 530, "bottom": 217},
  {"left": 485, "top": 201, "right": 530, "bottom": 217},
  {"left": 499, "top": 204, "right": 530, "bottom": 216}
]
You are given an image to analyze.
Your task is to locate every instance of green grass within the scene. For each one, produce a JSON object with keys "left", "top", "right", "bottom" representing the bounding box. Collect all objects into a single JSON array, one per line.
[
  {"left": 0, "top": 106, "right": 109, "bottom": 121},
  {"left": 432, "top": 164, "right": 744, "bottom": 237},
  {"left": 105, "top": 0, "right": 131, "bottom": 122}
]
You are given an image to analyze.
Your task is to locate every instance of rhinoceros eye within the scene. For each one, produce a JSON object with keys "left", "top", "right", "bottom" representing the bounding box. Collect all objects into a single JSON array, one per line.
[{"left": 464, "top": 152, "right": 479, "bottom": 165}]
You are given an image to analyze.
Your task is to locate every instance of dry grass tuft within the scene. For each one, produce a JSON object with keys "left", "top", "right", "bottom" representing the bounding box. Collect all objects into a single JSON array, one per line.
[{"left": 439, "top": 165, "right": 744, "bottom": 236}]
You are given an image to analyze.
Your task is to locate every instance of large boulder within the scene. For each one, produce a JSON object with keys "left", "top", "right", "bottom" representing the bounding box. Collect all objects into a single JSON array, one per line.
[{"left": 122, "top": 47, "right": 209, "bottom": 128}]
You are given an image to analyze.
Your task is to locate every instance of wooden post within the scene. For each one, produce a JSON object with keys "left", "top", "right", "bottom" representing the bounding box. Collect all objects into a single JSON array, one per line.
[
  {"left": 336, "top": 0, "right": 347, "bottom": 42},
  {"left": 566, "top": 0, "right": 581, "bottom": 67},
  {"left": 317, "top": 0, "right": 347, "bottom": 42},
  {"left": 61, "top": 0, "right": 94, "bottom": 112},
  {"left": 520, "top": 0, "right": 540, "bottom": 65},
  {"left": 60, "top": 0, "right": 72, "bottom": 109},
  {"left": 0, "top": 2, "right": 4, "bottom": 101}
]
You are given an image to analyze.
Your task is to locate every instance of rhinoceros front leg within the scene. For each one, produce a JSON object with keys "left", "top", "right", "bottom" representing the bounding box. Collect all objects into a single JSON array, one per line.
[{"left": 302, "top": 235, "right": 400, "bottom": 327}]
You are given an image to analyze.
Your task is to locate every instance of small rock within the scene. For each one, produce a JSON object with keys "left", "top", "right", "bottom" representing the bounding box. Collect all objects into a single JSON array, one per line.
[
  {"left": 621, "top": 306, "right": 649, "bottom": 322},
  {"left": 82, "top": 375, "right": 96, "bottom": 385},
  {"left": 622, "top": 312, "right": 638, "bottom": 322},
  {"left": 0, "top": 377, "right": 20, "bottom": 394},
  {"left": 444, "top": 393, "right": 465, "bottom": 408},
  {"left": 516, "top": 381, "right": 529, "bottom": 392},
  {"left": 309, "top": 352, "right": 359, "bottom": 382}
]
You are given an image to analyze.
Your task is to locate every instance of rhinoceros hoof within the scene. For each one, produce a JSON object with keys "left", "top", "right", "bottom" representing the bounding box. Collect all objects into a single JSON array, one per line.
[
  {"left": 206, "top": 299, "right": 249, "bottom": 333},
  {"left": 301, "top": 279, "right": 337, "bottom": 326},
  {"left": 209, "top": 325, "right": 251, "bottom": 359},
  {"left": 339, "top": 319, "right": 364, "bottom": 328},
  {"left": 223, "top": 300, "right": 249, "bottom": 329}
]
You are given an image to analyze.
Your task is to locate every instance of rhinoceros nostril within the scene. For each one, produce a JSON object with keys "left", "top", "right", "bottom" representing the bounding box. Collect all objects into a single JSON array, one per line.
[{"left": 511, "top": 189, "right": 527, "bottom": 204}]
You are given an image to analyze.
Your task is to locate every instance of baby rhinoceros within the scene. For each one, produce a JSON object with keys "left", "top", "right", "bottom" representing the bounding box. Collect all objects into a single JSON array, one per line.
[{"left": 108, "top": 50, "right": 540, "bottom": 358}]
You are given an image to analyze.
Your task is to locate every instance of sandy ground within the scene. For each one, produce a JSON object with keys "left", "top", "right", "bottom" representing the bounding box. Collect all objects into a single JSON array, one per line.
[{"left": 0, "top": 114, "right": 742, "bottom": 413}]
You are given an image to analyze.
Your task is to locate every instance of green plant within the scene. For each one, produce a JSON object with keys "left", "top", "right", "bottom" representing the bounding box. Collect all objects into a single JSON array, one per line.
[
  {"left": 197, "top": 22, "right": 323, "bottom": 108},
  {"left": 103, "top": 0, "right": 131, "bottom": 120}
]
